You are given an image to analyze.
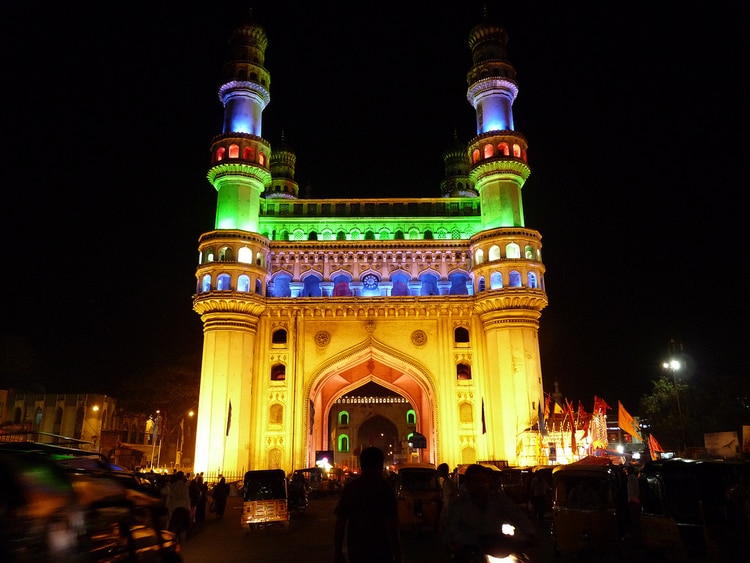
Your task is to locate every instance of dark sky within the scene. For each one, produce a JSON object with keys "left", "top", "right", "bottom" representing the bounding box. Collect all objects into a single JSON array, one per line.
[{"left": 3, "top": 2, "right": 747, "bottom": 411}]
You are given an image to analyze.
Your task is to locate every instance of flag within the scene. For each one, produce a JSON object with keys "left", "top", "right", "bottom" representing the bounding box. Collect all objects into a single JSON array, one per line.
[
  {"left": 554, "top": 401, "right": 563, "bottom": 414},
  {"left": 617, "top": 401, "right": 642, "bottom": 441},
  {"left": 578, "top": 401, "right": 589, "bottom": 440},
  {"left": 594, "top": 395, "right": 612, "bottom": 415},
  {"left": 565, "top": 399, "right": 576, "bottom": 452},
  {"left": 544, "top": 394, "right": 551, "bottom": 419},
  {"left": 648, "top": 434, "right": 665, "bottom": 461},
  {"left": 481, "top": 399, "right": 487, "bottom": 434},
  {"left": 226, "top": 401, "right": 232, "bottom": 436},
  {"left": 538, "top": 401, "right": 547, "bottom": 436}
]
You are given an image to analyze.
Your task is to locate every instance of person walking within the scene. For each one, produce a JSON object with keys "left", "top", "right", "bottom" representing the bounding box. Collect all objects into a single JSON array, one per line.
[
  {"left": 437, "top": 463, "right": 458, "bottom": 536},
  {"left": 167, "top": 471, "right": 191, "bottom": 542},
  {"left": 211, "top": 476, "right": 231, "bottom": 519},
  {"left": 333, "top": 447, "right": 402, "bottom": 563}
]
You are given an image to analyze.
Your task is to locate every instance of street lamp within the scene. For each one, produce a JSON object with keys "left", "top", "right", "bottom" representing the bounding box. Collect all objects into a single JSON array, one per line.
[{"left": 662, "top": 359, "right": 686, "bottom": 452}]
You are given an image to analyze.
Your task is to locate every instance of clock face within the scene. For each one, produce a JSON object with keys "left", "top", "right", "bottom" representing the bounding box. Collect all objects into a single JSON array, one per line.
[{"left": 362, "top": 274, "right": 378, "bottom": 290}]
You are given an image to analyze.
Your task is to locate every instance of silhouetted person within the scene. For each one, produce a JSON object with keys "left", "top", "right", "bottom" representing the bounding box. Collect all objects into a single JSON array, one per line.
[
  {"left": 437, "top": 462, "right": 458, "bottom": 536},
  {"left": 334, "top": 447, "right": 402, "bottom": 563},
  {"left": 211, "top": 476, "right": 231, "bottom": 519},
  {"left": 444, "top": 464, "right": 536, "bottom": 563}
]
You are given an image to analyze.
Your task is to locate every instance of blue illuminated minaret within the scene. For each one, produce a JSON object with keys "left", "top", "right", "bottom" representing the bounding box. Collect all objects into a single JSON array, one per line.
[
  {"left": 207, "top": 12, "right": 272, "bottom": 233},
  {"left": 466, "top": 10, "right": 530, "bottom": 229}
]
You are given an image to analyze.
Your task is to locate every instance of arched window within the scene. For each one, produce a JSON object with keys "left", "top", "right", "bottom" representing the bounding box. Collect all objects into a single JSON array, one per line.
[
  {"left": 498, "top": 142, "right": 510, "bottom": 156},
  {"left": 454, "top": 327, "right": 470, "bottom": 343},
  {"left": 472, "top": 148, "right": 480, "bottom": 163},
  {"left": 448, "top": 273, "right": 469, "bottom": 295},
  {"left": 528, "top": 272, "right": 538, "bottom": 288},
  {"left": 217, "top": 274, "right": 231, "bottom": 290},
  {"left": 258, "top": 152, "right": 265, "bottom": 166},
  {"left": 475, "top": 248, "right": 484, "bottom": 264},
  {"left": 271, "top": 363, "right": 286, "bottom": 381},
  {"left": 238, "top": 247, "right": 253, "bottom": 263},
  {"left": 243, "top": 146, "right": 254, "bottom": 160},
  {"left": 272, "top": 329, "right": 287, "bottom": 344},
  {"left": 338, "top": 411, "right": 349, "bottom": 426},
  {"left": 338, "top": 434, "right": 350, "bottom": 452},
  {"left": 332, "top": 275, "right": 352, "bottom": 297},
  {"left": 419, "top": 273, "right": 439, "bottom": 296},
  {"left": 457, "top": 363, "right": 472, "bottom": 380},
  {"left": 488, "top": 245, "right": 501, "bottom": 261},
  {"left": 203, "top": 247, "right": 215, "bottom": 263},
  {"left": 219, "top": 246, "right": 234, "bottom": 261},
  {"left": 364, "top": 230, "right": 375, "bottom": 240},
  {"left": 215, "top": 146, "right": 226, "bottom": 162},
  {"left": 379, "top": 229, "right": 390, "bottom": 240},
  {"left": 255, "top": 279, "right": 262, "bottom": 295},
  {"left": 229, "top": 144, "right": 240, "bottom": 158},
  {"left": 512, "top": 143, "right": 522, "bottom": 158},
  {"left": 302, "top": 276, "right": 322, "bottom": 297},
  {"left": 524, "top": 245, "right": 534, "bottom": 260},
  {"left": 394, "top": 230, "right": 404, "bottom": 240},
  {"left": 483, "top": 143, "right": 494, "bottom": 158},
  {"left": 490, "top": 271, "right": 503, "bottom": 289},
  {"left": 337, "top": 231, "right": 347, "bottom": 240},
  {"left": 237, "top": 274, "right": 250, "bottom": 292},
  {"left": 509, "top": 270, "right": 522, "bottom": 287},
  {"left": 201, "top": 274, "right": 211, "bottom": 292},
  {"left": 478, "top": 277, "right": 486, "bottom": 292},
  {"left": 271, "top": 274, "right": 292, "bottom": 297},
  {"left": 506, "top": 243, "right": 521, "bottom": 259},
  {"left": 256, "top": 251, "right": 264, "bottom": 266},
  {"left": 423, "top": 229, "right": 434, "bottom": 240},
  {"left": 53, "top": 407, "right": 63, "bottom": 434},
  {"left": 406, "top": 410, "right": 416, "bottom": 425},
  {"left": 308, "top": 231, "right": 318, "bottom": 240}
]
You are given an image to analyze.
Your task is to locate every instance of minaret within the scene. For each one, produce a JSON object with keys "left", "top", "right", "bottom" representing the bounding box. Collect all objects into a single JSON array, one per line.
[
  {"left": 192, "top": 12, "right": 272, "bottom": 474},
  {"left": 440, "top": 130, "right": 477, "bottom": 198},
  {"left": 467, "top": 9, "right": 547, "bottom": 463},
  {"left": 466, "top": 10, "right": 530, "bottom": 230}
]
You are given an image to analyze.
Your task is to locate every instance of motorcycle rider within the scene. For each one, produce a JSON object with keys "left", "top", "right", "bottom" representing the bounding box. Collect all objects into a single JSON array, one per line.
[
  {"left": 289, "top": 471, "right": 308, "bottom": 511},
  {"left": 443, "top": 464, "right": 537, "bottom": 562}
]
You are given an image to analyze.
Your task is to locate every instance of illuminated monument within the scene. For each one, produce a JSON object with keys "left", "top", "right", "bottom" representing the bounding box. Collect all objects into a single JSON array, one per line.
[{"left": 192, "top": 11, "right": 547, "bottom": 474}]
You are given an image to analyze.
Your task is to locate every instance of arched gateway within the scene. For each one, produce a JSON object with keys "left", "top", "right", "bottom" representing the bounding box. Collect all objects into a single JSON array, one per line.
[
  {"left": 308, "top": 339, "right": 438, "bottom": 467},
  {"left": 191, "top": 11, "right": 548, "bottom": 475}
]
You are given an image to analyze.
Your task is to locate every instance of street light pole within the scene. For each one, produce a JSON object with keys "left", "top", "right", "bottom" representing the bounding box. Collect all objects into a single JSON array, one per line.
[{"left": 663, "top": 359, "right": 686, "bottom": 452}]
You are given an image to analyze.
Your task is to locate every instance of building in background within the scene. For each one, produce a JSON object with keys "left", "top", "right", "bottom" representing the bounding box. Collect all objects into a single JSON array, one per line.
[{"left": 192, "top": 10, "right": 548, "bottom": 474}]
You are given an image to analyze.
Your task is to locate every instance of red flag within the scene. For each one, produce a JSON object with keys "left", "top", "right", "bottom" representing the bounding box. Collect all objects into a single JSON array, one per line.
[
  {"left": 544, "top": 394, "right": 551, "bottom": 420},
  {"left": 578, "top": 401, "right": 589, "bottom": 440},
  {"left": 648, "top": 434, "right": 664, "bottom": 461},
  {"left": 617, "top": 401, "right": 643, "bottom": 441},
  {"left": 594, "top": 395, "right": 612, "bottom": 415}
]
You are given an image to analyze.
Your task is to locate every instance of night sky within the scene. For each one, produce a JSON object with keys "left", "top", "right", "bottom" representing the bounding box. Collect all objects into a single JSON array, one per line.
[{"left": 3, "top": 2, "right": 747, "bottom": 411}]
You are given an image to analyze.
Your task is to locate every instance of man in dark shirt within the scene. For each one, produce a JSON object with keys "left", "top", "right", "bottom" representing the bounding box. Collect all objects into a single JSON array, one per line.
[{"left": 333, "top": 447, "right": 402, "bottom": 563}]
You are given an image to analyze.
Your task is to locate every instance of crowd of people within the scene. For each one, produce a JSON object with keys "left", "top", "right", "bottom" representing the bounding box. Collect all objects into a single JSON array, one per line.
[
  {"left": 333, "top": 449, "right": 538, "bottom": 563},
  {"left": 152, "top": 470, "right": 231, "bottom": 541}
]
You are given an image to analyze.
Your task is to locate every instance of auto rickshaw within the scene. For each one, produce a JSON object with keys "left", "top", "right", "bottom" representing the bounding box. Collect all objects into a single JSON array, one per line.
[
  {"left": 394, "top": 462, "right": 442, "bottom": 532},
  {"left": 241, "top": 469, "right": 290, "bottom": 530},
  {"left": 639, "top": 458, "right": 750, "bottom": 561},
  {"left": 551, "top": 457, "right": 627, "bottom": 558},
  {"left": 292, "top": 466, "right": 341, "bottom": 498}
]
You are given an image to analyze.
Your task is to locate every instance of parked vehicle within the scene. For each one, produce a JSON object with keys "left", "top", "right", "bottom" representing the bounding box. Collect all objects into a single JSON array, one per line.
[
  {"left": 639, "top": 457, "right": 750, "bottom": 561},
  {"left": 498, "top": 465, "right": 536, "bottom": 507},
  {"left": 292, "top": 466, "right": 341, "bottom": 498},
  {"left": 242, "top": 469, "right": 290, "bottom": 530},
  {"left": 287, "top": 471, "right": 309, "bottom": 514},
  {"left": 0, "top": 444, "right": 181, "bottom": 562},
  {"left": 551, "top": 457, "right": 627, "bottom": 559},
  {"left": 454, "top": 462, "right": 503, "bottom": 493},
  {"left": 394, "top": 462, "right": 442, "bottom": 533}
]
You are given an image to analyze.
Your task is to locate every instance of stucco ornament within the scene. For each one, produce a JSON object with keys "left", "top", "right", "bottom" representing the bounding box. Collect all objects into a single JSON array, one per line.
[
  {"left": 411, "top": 329, "right": 427, "bottom": 347},
  {"left": 314, "top": 330, "right": 331, "bottom": 347}
]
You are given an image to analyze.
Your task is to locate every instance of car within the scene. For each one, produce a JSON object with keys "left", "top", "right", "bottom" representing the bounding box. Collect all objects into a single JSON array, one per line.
[{"left": 0, "top": 443, "right": 182, "bottom": 562}]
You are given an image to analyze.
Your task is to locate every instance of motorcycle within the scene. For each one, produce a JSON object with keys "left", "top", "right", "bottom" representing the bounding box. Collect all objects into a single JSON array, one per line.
[{"left": 452, "top": 523, "right": 532, "bottom": 563}]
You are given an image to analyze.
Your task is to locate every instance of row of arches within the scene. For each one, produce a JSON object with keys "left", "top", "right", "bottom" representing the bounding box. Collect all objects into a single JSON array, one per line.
[
  {"left": 472, "top": 140, "right": 528, "bottom": 164},
  {"left": 474, "top": 241, "right": 540, "bottom": 263},
  {"left": 266, "top": 226, "right": 468, "bottom": 242},
  {"left": 196, "top": 267, "right": 544, "bottom": 296}
]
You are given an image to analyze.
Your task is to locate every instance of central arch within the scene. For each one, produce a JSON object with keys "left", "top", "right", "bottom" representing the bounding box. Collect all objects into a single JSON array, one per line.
[{"left": 305, "top": 338, "right": 438, "bottom": 466}]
